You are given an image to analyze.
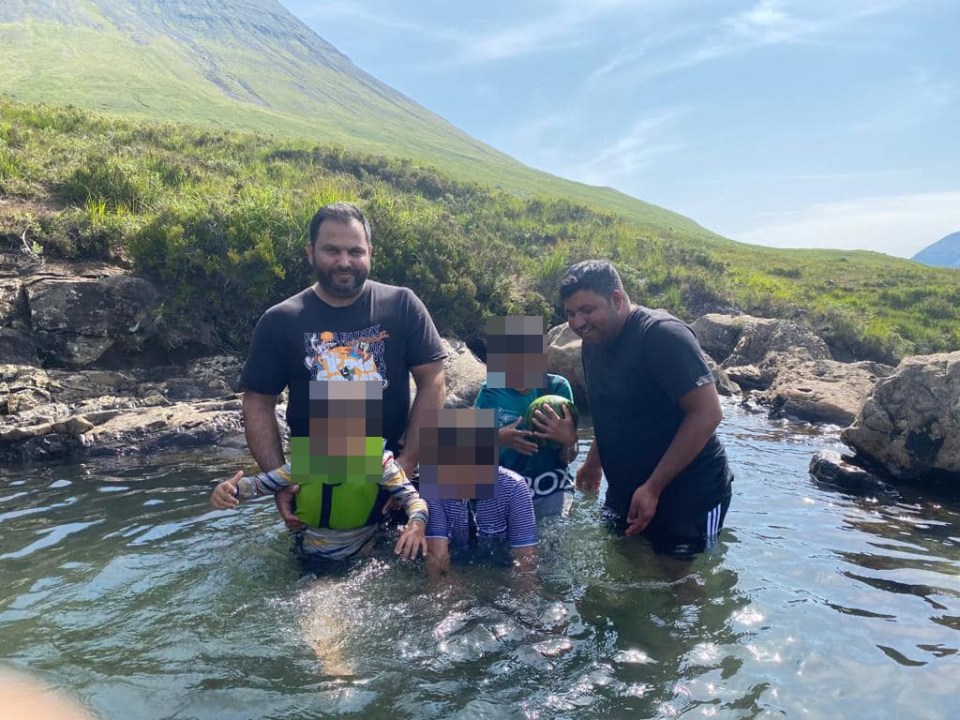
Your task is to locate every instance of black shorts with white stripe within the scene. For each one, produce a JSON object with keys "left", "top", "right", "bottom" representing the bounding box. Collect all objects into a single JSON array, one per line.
[{"left": 603, "top": 493, "right": 732, "bottom": 558}]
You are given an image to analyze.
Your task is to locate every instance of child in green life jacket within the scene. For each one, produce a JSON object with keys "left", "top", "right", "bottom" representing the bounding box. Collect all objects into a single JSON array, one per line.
[{"left": 210, "top": 380, "right": 427, "bottom": 561}]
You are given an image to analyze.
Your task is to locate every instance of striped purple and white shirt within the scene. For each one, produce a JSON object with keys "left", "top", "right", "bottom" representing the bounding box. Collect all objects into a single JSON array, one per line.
[{"left": 425, "top": 467, "right": 537, "bottom": 549}]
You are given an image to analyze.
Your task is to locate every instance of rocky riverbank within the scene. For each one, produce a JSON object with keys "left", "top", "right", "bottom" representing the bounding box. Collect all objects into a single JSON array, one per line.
[{"left": 1, "top": 250, "right": 957, "bottom": 491}]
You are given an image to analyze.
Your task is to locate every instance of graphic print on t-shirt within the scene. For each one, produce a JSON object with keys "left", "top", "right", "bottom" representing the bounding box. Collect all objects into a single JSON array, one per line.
[{"left": 303, "top": 326, "right": 390, "bottom": 387}]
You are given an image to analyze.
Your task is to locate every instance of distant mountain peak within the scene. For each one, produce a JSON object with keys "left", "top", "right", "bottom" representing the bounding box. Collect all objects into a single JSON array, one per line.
[{"left": 912, "top": 231, "right": 960, "bottom": 269}]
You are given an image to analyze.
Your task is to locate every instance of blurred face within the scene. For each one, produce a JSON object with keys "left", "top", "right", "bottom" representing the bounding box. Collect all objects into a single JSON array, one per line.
[
  {"left": 418, "top": 408, "right": 499, "bottom": 501},
  {"left": 563, "top": 289, "right": 623, "bottom": 345},
  {"left": 485, "top": 315, "right": 548, "bottom": 389},
  {"left": 290, "top": 380, "right": 383, "bottom": 485},
  {"left": 306, "top": 218, "right": 371, "bottom": 301}
]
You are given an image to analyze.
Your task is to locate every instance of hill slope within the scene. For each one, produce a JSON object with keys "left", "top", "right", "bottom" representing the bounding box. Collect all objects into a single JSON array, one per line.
[
  {"left": 0, "top": 0, "right": 707, "bottom": 237},
  {"left": 1, "top": 99, "right": 958, "bottom": 365},
  {"left": 912, "top": 231, "right": 960, "bottom": 268}
]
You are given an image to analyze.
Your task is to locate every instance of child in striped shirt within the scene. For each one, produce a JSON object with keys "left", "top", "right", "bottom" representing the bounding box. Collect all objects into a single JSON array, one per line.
[{"left": 419, "top": 408, "right": 538, "bottom": 574}]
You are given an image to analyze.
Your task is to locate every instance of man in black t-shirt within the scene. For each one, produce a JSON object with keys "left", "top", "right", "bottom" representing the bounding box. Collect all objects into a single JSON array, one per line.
[
  {"left": 559, "top": 260, "right": 733, "bottom": 556},
  {"left": 241, "top": 202, "right": 446, "bottom": 530}
]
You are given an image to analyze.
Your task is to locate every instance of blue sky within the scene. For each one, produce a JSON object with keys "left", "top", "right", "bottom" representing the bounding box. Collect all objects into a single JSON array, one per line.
[{"left": 282, "top": 0, "right": 959, "bottom": 259}]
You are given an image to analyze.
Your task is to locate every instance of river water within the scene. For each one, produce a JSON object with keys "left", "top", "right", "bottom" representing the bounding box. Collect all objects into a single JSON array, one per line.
[{"left": 1, "top": 401, "right": 958, "bottom": 719}]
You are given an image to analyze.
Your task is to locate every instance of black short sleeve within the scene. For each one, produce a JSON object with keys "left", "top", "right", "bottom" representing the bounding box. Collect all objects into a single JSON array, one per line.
[
  {"left": 240, "top": 309, "right": 286, "bottom": 395},
  {"left": 641, "top": 319, "right": 714, "bottom": 403}
]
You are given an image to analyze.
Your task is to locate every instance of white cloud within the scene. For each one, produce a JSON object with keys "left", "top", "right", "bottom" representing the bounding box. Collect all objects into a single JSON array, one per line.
[
  {"left": 596, "top": 0, "right": 912, "bottom": 83},
  {"left": 570, "top": 108, "right": 690, "bottom": 186},
  {"left": 733, "top": 191, "right": 960, "bottom": 258},
  {"left": 727, "top": 0, "right": 800, "bottom": 41},
  {"left": 457, "top": 2, "right": 629, "bottom": 63}
]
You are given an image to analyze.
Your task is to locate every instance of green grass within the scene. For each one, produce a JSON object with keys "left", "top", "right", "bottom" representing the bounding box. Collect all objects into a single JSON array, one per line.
[
  {"left": 0, "top": 6, "right": 711, "bottom": 237},
  {"left": 1, "top": 98, "right": 958, "bottom": 362}
]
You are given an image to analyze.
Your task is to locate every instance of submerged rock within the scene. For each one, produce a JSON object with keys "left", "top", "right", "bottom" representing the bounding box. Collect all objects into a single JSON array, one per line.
[{"left": 809, "top": 449, "right": 896, "bottom": 496}]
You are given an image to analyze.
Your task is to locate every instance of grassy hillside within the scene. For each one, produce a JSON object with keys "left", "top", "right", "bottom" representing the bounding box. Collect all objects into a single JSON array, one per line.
[
  {"left": 2, "top": 99, "right": 958, "bottom": 364},
  {"left": 0, "top": 0, "right": 708, "bottom": 238}
]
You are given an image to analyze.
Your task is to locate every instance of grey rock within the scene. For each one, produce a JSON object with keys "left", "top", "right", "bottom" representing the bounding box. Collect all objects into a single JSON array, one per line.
[
  {"left": 547, "top": 323, "right": 587, "bottom": 408},
  {"left": 0, "top": 328, "right": 40, "bottom": 365},
  {"left": 26, "top": 275, "right": 158, "bottom": 336},
  {"left": 692, "top": 314, "right": 753, "bottom": 364},
  {"left": 705, "top": 356, "right": 741, "bottom": 397},
  {"left": 842, "top": 351, "right": 960, "bottom": 484},
  {"left": 760, "top": 356, "right": 893, "bottom": 425},
  {"left": 722, "top": 317, "right": 831, "bottom": 369},
  {"left": 809, "top": 449, "right": 895, "bottom": 496},
  {"left": 441, "top": 338, "right": 485, "bottom": 408}
]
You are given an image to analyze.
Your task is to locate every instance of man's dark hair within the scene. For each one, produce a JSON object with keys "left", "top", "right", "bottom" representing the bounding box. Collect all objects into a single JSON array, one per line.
[
  {"left": 559, "top": 260, "right": 624, "bottom": 300},
  {"left": 308, "top": 202, "right": 372, "bottom": 247}
]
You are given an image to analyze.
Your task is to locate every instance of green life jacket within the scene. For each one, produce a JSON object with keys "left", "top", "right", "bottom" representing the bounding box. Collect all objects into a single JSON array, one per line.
[
  {"left": 290, "top": 436, "right": 387, "bottom": 530},
  {"left": 295, "top": 480, "right": 382, "bottom": 530}
]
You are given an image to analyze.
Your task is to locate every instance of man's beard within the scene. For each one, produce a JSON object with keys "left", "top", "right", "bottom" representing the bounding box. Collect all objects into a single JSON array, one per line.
[{"left": 314, "top": 264, "right": 368, "bottom": 298}]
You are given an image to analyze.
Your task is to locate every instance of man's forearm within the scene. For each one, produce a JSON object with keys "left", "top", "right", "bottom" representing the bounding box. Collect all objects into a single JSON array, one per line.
[
  {"left": 582, "top": 439, "right": 601, "bottom": 468},
  {"left": 400, "top": 364, "right": 445, "bottom": 470},
  {"left": 645, "top": 412, "right": 718, "bottom": 496},
  {"left": 645, "top": 384, "right": 723, "bottom": 496},
  {"left": 242, "top": 392, "right": 285, "bottom": 472}
]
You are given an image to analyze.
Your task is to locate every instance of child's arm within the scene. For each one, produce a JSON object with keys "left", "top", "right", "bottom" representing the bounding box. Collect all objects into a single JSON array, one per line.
[
  {"left": 381, "top": 452, "right": 429, "bottom": 559},
  {"left": 209, "top": 464, "right": 293, "bottom": 509},
  {"left": 210, "top": 471, "right": 243, "bottom": 509},
  {"left": 510, "top": 544, "right": 538, "bottom": 571},
  {"left": 426, "top": 537, "right": 450, "bottom": 576},
  {"left": 506, "top": 473, "right": 539, "bottom": 571},
  {"left": 380, "top": 453, "right": 428, "bottom": 526}
]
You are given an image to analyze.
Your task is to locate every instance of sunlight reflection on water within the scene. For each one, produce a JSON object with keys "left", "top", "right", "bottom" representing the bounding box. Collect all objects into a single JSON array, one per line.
[{"left": 0, "top": 402, "right": 957, "bottom": 718}]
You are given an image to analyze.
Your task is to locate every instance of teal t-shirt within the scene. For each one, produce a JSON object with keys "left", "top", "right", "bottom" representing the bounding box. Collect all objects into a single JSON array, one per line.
[{"left": 474, "top": 374, "right": 575, "bottom": 498}]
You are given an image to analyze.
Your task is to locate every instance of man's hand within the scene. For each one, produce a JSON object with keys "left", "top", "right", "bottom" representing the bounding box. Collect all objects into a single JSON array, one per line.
[
  {"left": 625, "top": 483, "right": 660, "bottom": 536},
  {"left": 529, "top": 404, "right": 577, "bottom": 448},
  {"left": 575, "top": 441, "right": 602, "bottom": 491},
  {"left": 575, "top": 461, "right": 602, "bottom": 491},
  {"left": 394, "top": 519, "right": 428, "bottom": 560},
  {"left": 499, "top": 418, "right": 539, "bottom": 456},
  {"left": 274, "top": 484, "right": 305, "bottom": 531},
  {"left": 210, "top": 471, "right": 243, "bottom": 510}
]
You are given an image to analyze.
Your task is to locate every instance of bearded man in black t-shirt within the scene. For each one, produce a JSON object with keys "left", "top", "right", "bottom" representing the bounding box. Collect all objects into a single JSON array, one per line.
[
  {"left": 559, "top": 260, "right": 733, "bottom": 556},
  {"left": 240, "top": 202, "right": 446, "bottom": 531}
]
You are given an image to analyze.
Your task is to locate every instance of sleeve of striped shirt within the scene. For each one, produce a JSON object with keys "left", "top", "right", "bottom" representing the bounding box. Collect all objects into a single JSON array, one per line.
[
  {"left": 235, "top": 463, "right": 292, "bottom": 500},
  {"left": 380, "top": 450, "right": 429, "bottom": 526},
  {"left": 504, "top": 470, "right": 538, "bottom": 548}
]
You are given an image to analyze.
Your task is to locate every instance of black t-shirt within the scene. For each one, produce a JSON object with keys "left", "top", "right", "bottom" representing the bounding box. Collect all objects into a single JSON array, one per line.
[
  {"left": 582, "top": 306, "right": 731, "bottom": 519},
  {"left": 240, "top": 281, "right": 446, "bottom": 454}
]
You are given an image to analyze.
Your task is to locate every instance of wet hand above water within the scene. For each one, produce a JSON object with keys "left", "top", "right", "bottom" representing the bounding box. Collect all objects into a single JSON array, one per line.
[
  {"left": 210, "top": 471, "right": 243, "bottom": 510},
  {"left": 394, "top": 519, "right": 428, "bottom": 560},
  {"left": 625, "top": 483, "right": 660, "bottom": 536}
]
